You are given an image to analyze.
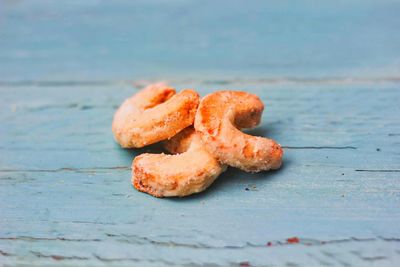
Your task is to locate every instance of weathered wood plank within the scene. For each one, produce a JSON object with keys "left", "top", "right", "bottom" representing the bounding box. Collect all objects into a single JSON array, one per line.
[
  {"left": 1, "top": 81, "right": 399, "bottom": 266},
  {"left": 1, "top": 0, "right": 400, "bottom": 265},
  {"left": 0, "top": 0, "right": 400, "bottom": 80}
]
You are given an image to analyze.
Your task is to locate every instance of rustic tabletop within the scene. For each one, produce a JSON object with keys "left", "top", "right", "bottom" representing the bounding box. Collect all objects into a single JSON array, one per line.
[{"left": 1, "top": 1, "right": 399, "bottom": 266}]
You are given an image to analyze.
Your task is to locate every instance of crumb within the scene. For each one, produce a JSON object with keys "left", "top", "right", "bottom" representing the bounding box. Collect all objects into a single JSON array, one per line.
[{"left": 287, "top": 237, "right": 300, "bottom": 244}]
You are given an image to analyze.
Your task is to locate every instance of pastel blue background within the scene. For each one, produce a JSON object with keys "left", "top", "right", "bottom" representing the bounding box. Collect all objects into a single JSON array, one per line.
[{"left": 1, "top": 1, "right": 399, "bottom": 266}]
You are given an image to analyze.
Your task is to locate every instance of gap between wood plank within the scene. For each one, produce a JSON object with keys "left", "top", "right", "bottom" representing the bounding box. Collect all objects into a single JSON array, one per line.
[{"left": 0, "top": 76, "right": 400, "bottom": 87}]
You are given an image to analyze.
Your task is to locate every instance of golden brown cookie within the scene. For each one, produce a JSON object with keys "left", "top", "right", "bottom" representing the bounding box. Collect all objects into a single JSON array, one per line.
[
  {"left": 112, "top": 83, "right": 199, "bottom": 148},
  {"left": 194, "top": 90, "right": 283, "bottom": 172},
  {"left": 132, "top": 127, "right": 226, "bottom": 197}
]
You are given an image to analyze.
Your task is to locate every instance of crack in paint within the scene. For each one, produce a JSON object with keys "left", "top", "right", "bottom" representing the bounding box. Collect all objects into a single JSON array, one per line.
[
  {"left": 355, "top": 169, "right": 400, "bottom": 172},
  {"left": 0, "top": 249, "right": 13, "bottom": 256},
  {"left": 0, "top": 236, "right": 101, "bottom": 242},
  {"left": 1, "top": 235, "right": 399, "bottom": 250},
  {"left": 0, "top": 166, "right": 130, "bottom": 173},
  {"left": 282, "top": 146, "right": 357, "bottom": 150},
  {"left": 30, "top": 251, "right": 89, "bottom": 261}
]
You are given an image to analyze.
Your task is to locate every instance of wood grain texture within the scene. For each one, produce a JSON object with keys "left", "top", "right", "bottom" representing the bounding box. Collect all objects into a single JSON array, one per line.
[
  {"left": 1, "top": 1, "right": 400, "bottom": 266},
  {"left": 1, "top": 81, "right": 399, "bottom": 266},
  {"left": 1, "top": 0, "right": 400, "bottom": 81}
]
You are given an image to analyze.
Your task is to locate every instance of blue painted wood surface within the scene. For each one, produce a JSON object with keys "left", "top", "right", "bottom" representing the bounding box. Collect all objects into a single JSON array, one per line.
[{"left": 1, "top": 1, "right": 400, "bottom": 266}]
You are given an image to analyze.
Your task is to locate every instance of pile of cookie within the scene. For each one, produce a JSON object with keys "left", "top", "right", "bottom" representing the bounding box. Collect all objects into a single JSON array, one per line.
[{"left": 112, "top": 83, "right": 283, "bottom": 197}]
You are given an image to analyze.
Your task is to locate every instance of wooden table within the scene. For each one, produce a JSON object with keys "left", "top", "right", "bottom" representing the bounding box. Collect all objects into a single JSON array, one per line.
[{"left": 1, "top": 1, "right": 399, "bottom": 266}]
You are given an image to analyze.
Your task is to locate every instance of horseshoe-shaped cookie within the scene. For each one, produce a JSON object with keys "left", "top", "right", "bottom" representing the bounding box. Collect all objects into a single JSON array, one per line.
[
  {"left": 112, "top": 83, "right": 199, "bottom": 148},
  {"left": 194, "top": 90, "right": 283, "bottom": 172},
  {"left": 132, "top": 127, "right": 226, "bottom": 197}
]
